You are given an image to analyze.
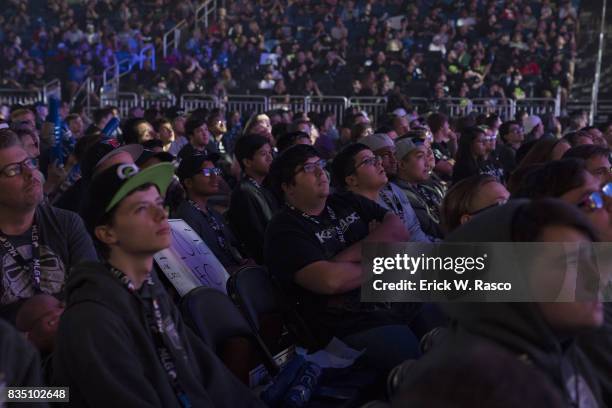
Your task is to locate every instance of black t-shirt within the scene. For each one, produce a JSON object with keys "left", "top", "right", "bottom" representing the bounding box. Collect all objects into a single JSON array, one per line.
[{"left": 264, "top": 191, "right": 402, "bottom": 342}]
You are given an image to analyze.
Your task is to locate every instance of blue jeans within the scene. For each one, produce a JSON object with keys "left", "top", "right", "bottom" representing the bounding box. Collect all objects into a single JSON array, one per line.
[{"left": 342, "top": 325, "right": 421, "bottom": 373}]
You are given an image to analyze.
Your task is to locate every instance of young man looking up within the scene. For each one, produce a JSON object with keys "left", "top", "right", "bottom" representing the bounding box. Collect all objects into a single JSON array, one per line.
[
  {"left": 394, "top": 138, "right": 445, "bottom": 239},
  {"left": 0, "top": 129, "right": 96, "bottom": 324},
  {"left": 334, "top": 140, "right": 433, "bottom": 242},
  {"left": 177, "top": 117, "right": 211, "bottom": 161},
  {"left": 227, "top": 134, "right": 278, "bottom": 263},
  {"left": 264, "top": 145, "right": 419, "bottom": 373},
  {"left": 53, "top": 162, "right": 264, "bottom": 407},
  {"left": 175, "top": 153, "right": 249, "bottom": 273}
]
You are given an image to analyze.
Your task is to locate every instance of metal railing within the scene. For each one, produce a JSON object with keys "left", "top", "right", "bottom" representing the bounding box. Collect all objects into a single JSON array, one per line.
[
  {"left": 348, "top": 96, "right": 388, "bottom": 125},
  {"left": 0, "top": 89, "right": 42, "bottom": 107},
  {"left": 70, "top": 78, "right": 95, "bottom": 114},
  {"left": 163, "top": 0, "right": 218, "bottom": 58},
  {"left": 42, "top": 79, "right": 62, "bottom": 103},
  {"left": 102, "top": 46, "right": 157, "bottom": 100},
  {"left": 163, "top": 20, "right": 187, "bottom": 59},
  {"left": 93, "top": 91, "right": 605, "bottom": 124},
  {"left": 101, "top": 93, "right": 177, "bottom": 117},
  {"left": 195, "top": 0, "right": 217, "bottom": 29},
  {"left": 180, "top": 94, "right": 218, "bottom": 112}
]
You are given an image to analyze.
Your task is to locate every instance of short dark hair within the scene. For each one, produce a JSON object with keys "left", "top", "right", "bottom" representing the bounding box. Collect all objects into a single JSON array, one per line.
[
  {"left": 499, "top": 121, "right": 519, "bottom": 139},
  {"left": 563, "top": 130, "right": 592, "bottom": 147},
  {"left": 93, "top": 107, "right": 113, "bottom": 125},
  {"left": 441, "top": 174, "right": 499, "bottom": 233},
  {"left": 121, "top": 118, "right": 150, "bottom": 145},
  {"left": 153, "top": 118, "right": 171, "bottom": 132},
  {"left": 562, "top": 145, "right": 610, "bottom": 161},
  {"left": 141, "top": 139, "right": 164, "bottom": 150},
  {"left": 427, "top": 112, "right": 448, "bottom": 134},
  {"left": 331, "top": 143, "right": 369, "bottom": 188},
  {"left": 185, "top": 117, "right": 207, "bottom": 138},
  {"left": 65, "top": 113, "right": 81, "bottom": 125},
  {"left": 234, "top": 134, "right": 270, "bottom": 171},
  {"left": 276, "top": 131, "right": 309, "bottom": 153},
  {"left": 512, "top": 198, "right": 598, "bottom": 242},
  {"left": 512, "top": 158, "right": 587, "bottom": 199},
  {"left": 267, "top": 144, "right": 320, "bottom": 201}
]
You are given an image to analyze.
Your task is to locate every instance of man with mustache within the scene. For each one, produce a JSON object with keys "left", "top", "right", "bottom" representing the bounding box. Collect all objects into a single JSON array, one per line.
[{"left": 0, "top": 129, "right": 96, "bottom": 325}]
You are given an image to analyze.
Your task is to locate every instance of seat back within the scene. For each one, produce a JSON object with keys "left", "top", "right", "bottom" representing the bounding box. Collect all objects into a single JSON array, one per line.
[
  {"left": 227, "top": 266, "right": 320, "bottom": 352},
  {"left": 180, "top": 287, "right": 278, "bottom": 382}
]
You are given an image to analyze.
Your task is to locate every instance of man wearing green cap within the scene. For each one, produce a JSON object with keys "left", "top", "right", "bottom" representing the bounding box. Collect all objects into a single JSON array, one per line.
[{"left": 52, "top": 162, "right": 263, "bottom": 407}]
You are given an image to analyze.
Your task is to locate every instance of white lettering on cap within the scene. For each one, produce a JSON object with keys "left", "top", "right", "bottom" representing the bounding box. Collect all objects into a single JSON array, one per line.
[{"left": 116, "top": 163, "right": 139, "bottom": 179}]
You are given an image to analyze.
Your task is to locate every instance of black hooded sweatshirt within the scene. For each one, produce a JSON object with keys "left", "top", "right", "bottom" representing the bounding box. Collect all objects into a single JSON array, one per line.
[
  {"left": 52, "top": 261, "right": 265, "bottom": 408},
  {"left": 434, "top": 201, "right": 604, "bottom": 407}
]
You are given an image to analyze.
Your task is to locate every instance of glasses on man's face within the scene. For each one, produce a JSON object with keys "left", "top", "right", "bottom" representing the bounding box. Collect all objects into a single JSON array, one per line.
[
  {"left": 297, "top": 159, "right": 327, "bottom": 174},
  {"left": 200, "top": 167, "right": 222, "bottom": 177},
  {"left": 355, "top": 155, "right": 382, "bottom": 170},
  {"left": 0, "top": 158, "right": 38, "bottom": 178},
  {"left": 578, "top": 182, "right": 612, "bottom": 211},
  {"left": 592, "top": 166, "right": 612, "bottom": 178}
]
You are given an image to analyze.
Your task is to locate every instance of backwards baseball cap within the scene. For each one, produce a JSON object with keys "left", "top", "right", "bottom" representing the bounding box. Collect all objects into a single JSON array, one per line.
[
  {"left": 81, "top": 139, "right": 143, "bottom": 180},
  {"left": 176, "top": 152, "right": 220, "bottom": 181},
  {"left": 82, "top": 162, "right": 175, "bottom": 234},
  {"left": 360, "top": 133, "right": 394, "bottom": 151},
  {"left": 394, "top": 138, "right": 421, "bottom": 161},
  {"left": 523, "top": 115, "right": 542, "bottom": 134},
  {"left": 393, "top": 108, "right": 408, "bottom": 118}
]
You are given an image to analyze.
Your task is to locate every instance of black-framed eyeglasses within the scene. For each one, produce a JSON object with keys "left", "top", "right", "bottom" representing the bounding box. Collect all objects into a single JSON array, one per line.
[
  {"left": 0, "top": 158, "right": 38, "bottom": 178},
  {"left": 468, "top": 199, "right": 508, "bottom": 216},
  {"left": 200, "top": 167, "right": 222, "bottom": 177},
  {"left": 578, "top": 182, "right": 612, "bottom": 211},
  {"left": 297, "top": 159, "right": 327, "bottom": 174},
  {"left": 355, "top": 155, "right": 382, "bottom": 170}
]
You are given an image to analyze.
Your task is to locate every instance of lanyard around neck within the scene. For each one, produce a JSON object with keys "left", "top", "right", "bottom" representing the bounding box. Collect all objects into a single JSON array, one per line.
[
  {"left": 108, "top": 264, "right": 192, "bottom": 408},
  {"left": 0, "top": 220, "right": 42, "bottom": 293}
]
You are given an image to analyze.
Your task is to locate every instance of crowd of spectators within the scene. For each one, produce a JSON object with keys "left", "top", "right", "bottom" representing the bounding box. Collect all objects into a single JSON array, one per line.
[
  {"left": 1, "top": 0, "right": 580, "bottom": 106},
  {"left": 0, "top": 91, "right": 611, "bottom": 406}
]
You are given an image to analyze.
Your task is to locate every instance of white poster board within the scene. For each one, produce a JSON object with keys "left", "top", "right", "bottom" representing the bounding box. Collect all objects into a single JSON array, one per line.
[{"left": 154, "top": 219, "right": 230, "bottom": 296}]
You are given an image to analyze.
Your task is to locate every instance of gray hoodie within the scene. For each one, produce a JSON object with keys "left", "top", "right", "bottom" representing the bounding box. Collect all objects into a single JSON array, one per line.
[{"left": 52, "top": 261, "right": 264, "bottom": 408}]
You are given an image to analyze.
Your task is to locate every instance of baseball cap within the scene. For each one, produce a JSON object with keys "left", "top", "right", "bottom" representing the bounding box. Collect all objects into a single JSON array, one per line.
[
  {"left": 136, "top": 149, "right": 175, "bottom": 167},
  {"left": 393, "top": 108, "right": 408, "bottom": 118},
  {"left": 81, "top": 139, "right": 143, "bottom": 180},
  {"left": 523, "top": 115, "right": 542, "bottom": 134},
  {"left": 394, "top": 138, "right": 420, "bottom": 161},
  {"left": 82, "top": 162, "right": 175, "bottom": 234},
  {"left": 176, "top": 152, "right": 221, "bottom": 181},
  {"left": 360, "top": 133, "right": 394, "bottom": 151}
]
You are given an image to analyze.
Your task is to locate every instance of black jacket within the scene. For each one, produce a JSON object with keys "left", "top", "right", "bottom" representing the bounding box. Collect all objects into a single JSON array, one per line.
[
  {"left": 52, "top": 261, "right": 264, "bottom": 408},
  {"left": 227, "top": 179, "right": 278, "bottom": 263},
  {"left": 438, "top": 201, "right": 604, "bottom": 407}
]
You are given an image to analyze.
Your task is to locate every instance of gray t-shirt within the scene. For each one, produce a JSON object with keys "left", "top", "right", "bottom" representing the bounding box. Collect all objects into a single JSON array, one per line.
[
  {"left": 377, "top": 182, "right": 435, "bottom": 242},
  {"left": 0, "top": 205, "right": 97, "bottom": 322}
]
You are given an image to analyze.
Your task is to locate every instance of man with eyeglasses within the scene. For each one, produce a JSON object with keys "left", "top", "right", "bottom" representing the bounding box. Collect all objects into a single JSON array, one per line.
[
  {"left": 0, "top": 129, "right": 96, "bottom": 325},
  {"left": 175, "top": 153, "right": 249, "bottom": 273},
  {"left": 358, "top": 134, "right": 434, "bottom": 242},
  {"left": 265, "top": 144, "right": 419, "bottom": 373}
]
